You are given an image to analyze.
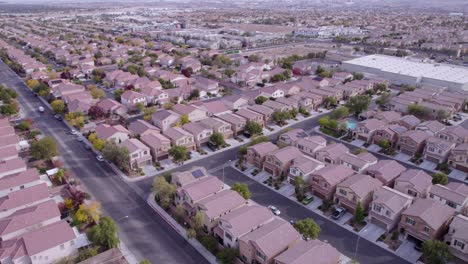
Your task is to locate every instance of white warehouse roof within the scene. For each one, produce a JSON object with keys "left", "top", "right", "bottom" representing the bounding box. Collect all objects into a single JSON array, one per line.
[{"left": 343, "top": 55, "right": 468, "bottom": 85}]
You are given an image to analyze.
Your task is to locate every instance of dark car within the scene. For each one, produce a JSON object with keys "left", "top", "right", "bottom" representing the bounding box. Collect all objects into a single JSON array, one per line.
[
  {"left": 54, "top": 114, "right": 63, "bottom": 121},
  {"left": 331, "top": 207, "right": 347, "bottom": 220},
  {"left": 207, "top": 141, "right": 219, "bottom": 151},
  {"left": 243, "top": 131, "right": 252, "bottom": 138}
]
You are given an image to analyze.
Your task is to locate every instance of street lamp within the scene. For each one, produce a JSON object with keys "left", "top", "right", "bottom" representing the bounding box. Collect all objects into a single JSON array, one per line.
[{"left": 117, "top": 215, "right": 129, "bottom": 222}]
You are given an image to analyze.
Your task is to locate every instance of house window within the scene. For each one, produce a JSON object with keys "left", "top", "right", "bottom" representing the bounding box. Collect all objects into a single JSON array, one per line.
[
  {"left": 423, "top": 226, "right": 430, "bottom": 234},
  {"left": 225, "top": 233, "right": 232, "bottom": 241},
  {"left": 454, "top": 240, "right": 465, "bottom": 250},
  {"left": 60, "top": 244, "right": 65, "bottom": 250},
  {"left": 385, "top": 210, "right": 391, "bottom": 217},
  {"left": 429, "top": 193, "right": 434, "bottom": 199},
  {"left": 447, "top": 201, "right": 457, "bottom": 208},
  {"left": 256, "top": 250, "right": 266, "bottom": 261},
  {"left": 339, "top": 189, "right": 347, "bottom": 196},
  {"left": 407, "top": 189, "right": 417, "bottom": 197},
  {"left": 373, "top": 204, "right": 382, "bottom": 213},
  {"left": 406, "top": 217, "right": 416, "bottom": 226}
]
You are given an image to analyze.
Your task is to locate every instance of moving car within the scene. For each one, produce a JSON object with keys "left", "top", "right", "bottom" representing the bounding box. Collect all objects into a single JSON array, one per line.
[
  {"left": 96, "top": 155, "right": 104, "bottom": 162},
  {"left": 267, "top": 205, "right": 281, "bottom": 216},
  {"left": 54, "top": 114, "right": 63, "bottom": 121},
  {"left": 70, "top": 129, "right": 77, "bottom": 135},
  {"left": 331, "top": 207, "right": 347, "bottom": 220},
  {"left": 38, "top": 106, "right": 44, "bottom": 113}
]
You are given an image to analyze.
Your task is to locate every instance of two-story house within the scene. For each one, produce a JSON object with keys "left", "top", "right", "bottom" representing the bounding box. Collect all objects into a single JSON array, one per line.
[
  {"left": 415, "top": 120, "right": 446, "bottom": 136},
  {"left": 0, "top": 169, "right": 43, "bottom": 198},
  {"left": 353, "top": 119, "right": 386, "bottom": 143},
  {"left": 95, "top": 124, "right": 130, "bottom": 143},
  {"left": 365, "top": 160, "right": 407, "bottom": 187},
  {"left": 394, "top": 169, "right": 433, "bottom": 198},
  {"left": 163, "top": 127, "right": 196, "bottom": 151},
  {"left": 175, "top": 176, "right": 224, "bottom": 214},
  {"left": 128, "top": 120, "right": 160, "bottom": 137},
  {"left": 436, "top": 125, "right": 468, "bottom": 144},
  {"left": 277, "top": 129, "right": 308, "bottom": 146},
  {"left": 246, "top": 142, "right": 279, "bottom": 168},
  {"left": 293, "top": 136, "right": 327, "bottom": 158},
  {"left": 182, "top": 123, "right": 213, "bottom": 148},
  {"left": 140, "top": 132, "right": 171, "bottom": 161},
  {"left": 151, "top": 110, "right": 181, "bottom": 131},
  {"left": 445, "top": 214, "right": 468, "bottom": 262},
  {"left": 399, "top": 199, "right": 455, "bottom": 244},
  {"left": 372, "top": 124, "right": 408, "bottom": 147},
  {"left": 288, "top": 155, "right": 325, "bottom": 184},
  {"left": 247, "top": 104, "right": 274, "bottom": 124},
  {"left": 397, "top": 130, "right": 431, "bottom": 156},
  {"left": 172, "top": 104, "right": 207, "bottom": 122},
  {"left": 448, "top": 144, "right": 468, "bottom": 172},
  {"left": 198, "top": 118, "right": 233, "bottom": 140},
  {"left": 339, "top": 152, "right": 378, "bottom": 173},
  {"left": 274, "top": 240, "right": 341, "bottom": 264},
  {"left": 218, "top": 113, "right": 247, "bottom": 136},
  {"left": 334, "top": 174, "right": 383, "bottom": 213},
  {"left": 429, "top": 182, "right": 468, "bottom": 214},
  {"left": 235, "top": 108, "right": 265, "bottom": 128},
  {"left": 398, "top": 115, "right": 421, "bottom": 130},
  {"left": 120, "top": 138, "right": 152, "bottom": 169},
  {"left": 263, "top": 146, "right": 303, "bottom": 177},
  {"left": 315, "top": 143, "right": 349, "bottom": 164},
  {"left": 369, "top": 186, "right": 413, "bottom": 231},
  {"left": 309, "top": 164, "right": 355, "bottom": 201},
  {"left": 120, "top": 90, "right": 147, "bottom": 109},
  {"left": 423, "top": 136, "right": 457, "bottom": 164}
]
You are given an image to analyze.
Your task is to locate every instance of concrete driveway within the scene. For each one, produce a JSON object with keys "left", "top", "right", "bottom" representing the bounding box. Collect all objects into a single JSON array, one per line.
[
  {"left": 359, "top": 223, "right": 386, "bottom": 242},
  {"left": 449, "top": 169, "right": 467, "bottom": 182},
  {"left": 394, "top": 153, "right": 411, "bottom": 162},
  {"left": 351, "top": 139, "right": 366, "bottom": 147},
  {"left": 368, "top": 144, "right": 381, "bottom": 152},
  {"left": 396, "top": 240, "right": 422, "bottom": 263},
  {"left": 419, "top": 160, "right": 437, "bottom": 171}
]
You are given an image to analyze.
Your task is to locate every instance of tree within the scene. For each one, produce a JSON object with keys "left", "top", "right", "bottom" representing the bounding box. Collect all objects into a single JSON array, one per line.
[
  {"left": 169, "top": 145, "right": 188, "bottom": 163},
  {"left": 346, "top": 95, "right": 371, "bottom": 116},
  {"left": 249, "top": 136, "right": 269, "bottom": 146},
  {"left": 200, "top": 235, "right": 218, "bottom": 254},
  {"left": 248, "top": 54, "right": 261, "bottom": 62},
  {"left": 329, "top": 106, "right": 349, "bottom": 120},
  {"left": 432, "top": 172, "right": 448, "bottom": 185},
  {"left": 377, "top": 139, "right": 390, "bottom": 150},
  {"left": 224, "top": 68, "right": 235, "bottom": 78},
  {"left": 75, "top": 202, "right": 101, "bottom": 224},
  {"left": 295, "top": 176, "right": 308, "bottom": 201},
  {"left": 26, "top": 79, "right": 40, "bottom": 90},
  {"left": 152, "top": 176, "right": 176, "bottom": 209},
  {"left": 0, "top": 104, "right": 17, "bottom": 116},
  {"left": 90, "top": 87, "right": 106, "bottom": 99},
  {"left": 323, "top": 96, "right": 337, "bottom": 108},
  {"left": 77, "top": 247, "right": 99, "bottom": 262},
  {"left": 102, "top": 141, "right": 130, "bottom": 172},
  {"left": 135, "top": 102, "right": 145, "bottom": 112},
  {"left": 88, "top": 105, "right": 105, "bottom": 119},
  {"left": 231, "top": 182, "right": 251, "bottom": 199},
  {"left": 180, "top": 114, "right": 189, "bottom": 125},
  {"left": 245, "top": 121, "right": 263, "bottom": 136},
  {"left": 51, "top": 99, "right": 65, "bottom": 114},
  {"left": 272, "top": 110, "right": 292, "bottom": 126},
  {"left": 139, "top": 260, "right": 151, "bottom": 264},
  {"left": 30, "top": 136, "right": 58, "bottom": 160},
  {"left": 163, "top": 102, "right": 174, "bottom": 110},
  {"left": 408, "top": 104, "right": 430, "bottom": 119},
  {"left": 191, "top": 211, "right": 205, "bottom": 231},
  {"left": 294, "top": 218, "right": 321, "bottom": 239},
  {"left": 87, "top": 217, "right": 119, "bottom": 250},
  {"left": 375, "top": 83, "right": 387, "bottom": 92},
  {"left": 114, "top": 89, "right": 124, "bottom": 102},
  {"left": 209, "top": 132, "right": 225, "bottom": 147},
  {"left": 422, "top": 240, "right": 452, "bottom": 264},
  {"left": 352, "top": 72, "right": 364, "bottom": 80},
  {"left": 217, "top": 248, "right": 238, "bottom": 264},
  {"left": 255, "top": 96, "right": 268, "bottom": 105},
  {"left": 188, "top": 89, "right": 200, "bottom": 100},
  {"left": 376, "top": 92, "right": 392, "bottom": 108},
  {"left": 436, "top": 109, "right": 448, "bottom": 122},
  {"left": 186, "top": 228, "right": 197, "bottom": 238},
  {"left": 354, "top": 201, "right": 365, "bottom": 224}
]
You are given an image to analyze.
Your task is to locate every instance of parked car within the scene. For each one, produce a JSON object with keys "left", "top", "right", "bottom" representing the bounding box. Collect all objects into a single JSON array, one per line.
[
  {"left": 70, "top": 129, "right": 78, "bottom": 135},
  {"left": 243, "top": 131, "right": 252, "bottom": 138},
  {"left": 76, "top": 136, "right": 83, "bottom": 142},
  {"left": 96, "top": 155, "right": 104, "bottom": 162},
  {"left": 54, "top": 114, "right": 63, "bottom": 121},
  {"left": 331, "top": 207, "right": 347, "bottom": 220},
  {"left": 207, "top": 141, "right": 219, "bottom": 151},
  {"left": 268, "top": 205, "right": 281, "bottom": 216},
  {"left": 84, "top": 144, "right": 91, "bottom": 150},
  {"left": 38, "top": 106, "right": 44, "bottom": 113}
]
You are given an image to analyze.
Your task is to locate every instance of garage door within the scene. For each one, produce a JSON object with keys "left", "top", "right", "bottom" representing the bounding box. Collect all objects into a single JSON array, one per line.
[
  {"left": 264, "top": 167, "right": 274, "bottom": 175},
  {"left": 371, "top": 217, "right": 388, "bottom": 230},
  {"left": 455, "top": 164, "right": 468, "bottom": 173},
  {"left": 425, "top": 155, "right": 440, "bottom": 163},
  {"left": 400, "top": 148, "right": 413, "bottom": 156},
  {"left": 358, "top": 135, "right": 368, "bottom": 141}
]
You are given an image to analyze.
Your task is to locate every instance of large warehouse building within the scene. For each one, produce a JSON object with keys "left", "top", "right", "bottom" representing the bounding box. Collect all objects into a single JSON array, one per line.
[{"left": 342, "top": 55, "right": 468, "bottom": 91}]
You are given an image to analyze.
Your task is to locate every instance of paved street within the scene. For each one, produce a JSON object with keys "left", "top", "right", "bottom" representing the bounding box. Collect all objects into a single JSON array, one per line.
[{"left": 0, "top": 60, "right": 209, "bottom": 264}]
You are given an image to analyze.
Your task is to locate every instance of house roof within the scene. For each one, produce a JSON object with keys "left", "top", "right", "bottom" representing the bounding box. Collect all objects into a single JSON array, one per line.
[
  {"left": 172, "top": 167, "right": 210, "bottom": 187},
  {"left": 197, "top": 189, "right": 245, "bottom": 219},
  {"left": 182, "top": 123, "right": 210, "bottom": 136},
  {"left": 339, "top": 152, "right": 377, "bottom": 169},
  {"left": 219, "top": 205, "right": 273, "bottom": 238},
  {"left": 402, "top": 199, "right": 455, "bottom": 230},
  {"left": 95, "top": 124, "right": 129, "bottom": 140},
  {"left": 267, "top": 146, "right": 303, "bottom": 164},
  {"left": 248, "top": 142, "right": 279, "bottom": 156},
  {"left": 0, "top": 169, "right": 40, "bottom": 191},
  {"left": 449, "top": 214, "right": 468, "bottom": 241},
  {"left": 274, "top": 240, "right": 340, "bottom": 264},
  {"left": 373, "top": 186, "right": 412, "bottom": 213},
  {"left": 141, "top": 132, "right": 170, "bottom": 147},
  {"left": 218, "top": 113, "right": 246, "bottom": 125},
  {"left": 239, "top": 218, "right": 300, "bottom": 259},
  {"left": 416, "top": 120, "right": 446, "bottom": 134},
  {"left": 395, "top": 169, "right": 432, "bottom": 194},
  {"left": 0, "top": 158, "right": 26, "bottom": 176},
  {"left": 279, "top": 129, "right": 308, "bottom": 143},
  {"left": 312, "top": 164, "right": 355, "bottom": 186},
  {"left": 120, "top": 138, "right": 149, "bottom": 154},
  {"left": 0, "top": 183, "right": 49, "bottom": 212},
  {"left": 178, "top": 176, "right": 223, "bottom": 202},
  {"left": 316, "top": 143, "right": 349, "bottom": 160},
  {"left": 338, "top": 174, "right": 383, "bottom": 198},
  {"left": 151, "top": 110, "right": 180, "bottom": 121},
  {"left": 164, "top": 127, "right": 192, "bottom": 140},
  {"left": 399, "top": 115, "right": 421, "bottom": 127},
  {"left": 128, "top": 120, "right": 160, "bottom": 135},
  {"left": 366, "top": 160, "right": 406, "bottom": 183},
  {"left": 430, "top": 183, "right": 468, "bottom": 205},
  {"left": 291, "top": 156, "right": 324, "bottom": 175},
  {"left": 247, "top": 104, "right": 274, "bottom": 116}
]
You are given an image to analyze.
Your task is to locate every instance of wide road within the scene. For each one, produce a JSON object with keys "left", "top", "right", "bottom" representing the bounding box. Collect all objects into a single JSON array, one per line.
[{"left": 0, "top": 60, "right": 209, "bottom": 264}]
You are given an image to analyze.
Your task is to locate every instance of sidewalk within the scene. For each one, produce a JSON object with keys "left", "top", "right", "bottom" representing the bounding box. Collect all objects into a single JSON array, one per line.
[{"left": 146, "top": 193, "right": 217, "bottom": 264}]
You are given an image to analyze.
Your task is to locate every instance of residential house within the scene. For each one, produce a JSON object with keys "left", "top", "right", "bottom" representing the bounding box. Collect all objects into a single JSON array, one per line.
[
  {"left": 372, "top": 124, "right": 408, "bottom": 147},
  {"left": 128, "top": 120, "right": 160, "bottom": 137},
  {"left": 374, "top": 111, "right": 402, "bottom": 123},
  {"left": 172, "top": 104, "right": 207, "bottom": 122},
  {"left": 215, "top": 205, "right": 274, "bottom": 248},
  {"left": 369, "top": 186, "right": 413, "bottom": 231},
  {"left": 0, "top": 183, "right": 50, "bottom": 219},
  {"left": 182, "top": 123, "right": 213, "bottom": 147},
  {"left": 315, "top": 143, "right": 349, "bottom": 164},
  {"left": 235, "top": 109, "right": 264, "bottom": 127},
  {"left": 309, "top": 164, "right": 355, "bottom": 200},
  {"left": 415, "top": 120, "right": 446, "bottom": 136},
  {"left": 394, "top": 169, "right": 433, "bottom": 198},
  {"left": 0, "top": 158, "right": 27, "bottom": 178},
  {"left": 0, "top": 169, "right": 42, "bottom": 198},
  {"left": 398, "top": 115, "right": 421, "bottom": 130},
  {"left": 293, "top": 136, "right": 327, "bottom": 157},
  {"left": 222, "top": 96, "right": 249, "bottom": 110},
  {"left": 247, "top": 105, "right": 274, "bottom": 124},
  {"left": 175, "top": 176, "right": 224, "bottom": 214},
  {"left": 288, "top": 155, "right": 325, "bottom": 184},
  {"left": 423, "top": 137, "right": 456, "bottom": 164},
  {"left": 339, "top": 152, "right": 378, "bottom": 173},
  {"left": 292, "top": 92, "right": 322, "bottom": 110},
  {"left": 218, "top": 113, "right": 247, "bottom": 136},
  {"left": 353, "top": 119, "right": 386, "bottom": 143},
  {"left": 399, "top": 199, "right": 455, "bottom": 243},
  {"left": 274, "top": 240, "right": 341, "bottom": 264},
  {"left": 194, "top": 78, "right": 220, "bottom": 96},
  {"left": 262, "top": 100, "right": 292, "bottom": 112},
  {"left": 195, "top": 189, "right": 246, "bottom": 233},
  {"left": 275, "top": 97, "right": 299, "bottom": 110},
  {"left": 0, "top": 146, "right": 18, "bottom": 162},
  {"left": 437, "top": 125, "right": 468, "bottom": 144},
  {"left": 334, "top": 174, "right": 383, "bottom": 213},
  {"left": 120, "top": 90, "right": 147, "bottom": 109},
  {"left": 429, "top": 183, "right": 468, "bottom": 214},
  {"left": 194, "top": 101, "right": 231, "bottom": 116},
  {"left": 448, "top": 144, "right": 468, "bottom": 172},
  {"left": 140, "top": 132, "right": 171, "bottom": 161},
  {"left": 95, "top": 124, "right": 129, "bottom": 143},
  {"left": 397, "top": 130, "right": 431, "bottom": 156},
  {"left": 277, "top": 129, "right": 308, "bottom": 146},
  {"left": 239, "top": 218, "right": 301, "bottom": 264},
  {"left": 0, "top": 220, "right": 77, "bottom": 264},
  {"left": 263, "top": 146, "right": 303, "bottom": 177},
  {"left": 246, "top": 142, "right": 279, "bottom": 168},
  {"left": 198, "top": 117, "right": 233, "bottom": 139},
  {"left": 445, "top": 214, "right": 468, "bottom": 262},
  {"left": 365, "top": 160, "right": 406, "bottom": 186},
  {"left": 151, "top": 110, "right": 180, "bottom": 131},
  {"left": 0, "top": 135, "right": 20, "bottom": 151},
  {"left": 164, "top": 127, "right": 196, "bottom": 151},
  {"left": 96, "top": 98, "right": 127, "bottom": 116},
  {"left": 171, "top": 167, "right": 210, "bottom": 188},
  {"left": 120, "top": 138, "right": 152, "bottom": 169}
]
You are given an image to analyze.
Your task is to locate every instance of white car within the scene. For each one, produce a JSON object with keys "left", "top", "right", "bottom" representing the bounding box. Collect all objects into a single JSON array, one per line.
[
  {"left": 38, "top": 106, "right": 45, "bottom": 113},
  {"left": 70, "top": 129, "right": 78, "bottom": 135},
  {"left": 96, "top": 155, "right": 104, "bottom": 162},
  {"left": 268, "top": 205, "right": 281, "bottom": 216}
]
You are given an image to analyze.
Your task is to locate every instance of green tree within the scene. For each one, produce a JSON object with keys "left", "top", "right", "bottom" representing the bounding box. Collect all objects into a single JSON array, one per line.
[
  {"left": 188, "top": 89, "right": 200, "bottom": 100},
  {"left": 30, "top": 136, "right": 58, "bottom": 160},
  {"left": 432, "top": 172, "right": 448, "bottom": 185},
  {"left": 352, "top": 72, "right": 364, "bottom": 80},
  {"left": 376, "top": 92, "right": 392, "bottom": 108},
  {"left": 139, "top": 260, "right": 151, "bottom": 264},
  {"left": 192, "top": 211, "right": 205, "bottom": 231},
  {"left": 51, "top": 99, "right": 65, "bottom": 114},
  {"left": 408, "top": 104, "right": 431, "bottom": 119},
  {"left": 245, "top": 121, "right": 263, "bottom": 136},
  {"left": 77, "top": 247, "right": 99, "bottom": 262},
  {"left": 180, "top": 114, "right": 190, "bottom": 125},
  {"left": 169, "top": 145, "right": 188, "bottom": 162},
  {"left": 354, "top": 201, "right": 365, "bottom": 224},
  {"left": 217, "top": 248, "right": 238, "bottom": 264},
  {"left": 436, "top": 109, "right": 448, "bottom": 122},
  {"left": 422, "top": 240, "right": 452, "bottom": 264},
  {"left": 114, "top": 89, "right": 124, "bottom": 102},
  {"left": 209, "top": 132, "right": 225, "bottom": 147},
  {"left": 375, "top": 83, "right": 387, "bottom": 92},
  {"left": 87, "top": 217, "right": 119, "bottom": 250},
  {"left": 255, "top": 96, "right": 268, "bottom": 105},
  {"left": 272, "top": 110, "right": 292, "bottom": 126},
  {"left": 294, "top": 176, "right": 308, "bottom": 201},
  {"left": 377, "top": 139, "right": 390, "bottom": 150},
  {"left": 102, "top": 141, "right": 130, "bottom": 172},
  {"left": 345, "top": 95, "right": 371, "bottom": 116},
  {"left": 249, "top": 136, "right": 269, "bottom": 146},
  {"left": 329, "top": 106, "right": 349, "bottom": 120},
  {"left": 200, "top": 235, "right": 218, "bottom": 254},
  {"left": 0, "top": 104, "right": 17, "bottom": 116},
  {"left": 294, "top": 218, "right": 321, "bottom": 239},
  {"left": 323, "top": 96, "right": 337, "bottom": 108},
  {"left": 152, "top": 176, "right": 176, "bottom": 209},
  {"left": 231, "top": 182, "right": 251, "bottom": 199}
]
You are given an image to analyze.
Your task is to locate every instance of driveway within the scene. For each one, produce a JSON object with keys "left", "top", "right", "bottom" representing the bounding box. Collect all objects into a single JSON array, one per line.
[
  {"left": 449, "top": 169, "right": 468, "bottom": 182},
  {"left": 367, "top": 144, "right": 381, "bottom": 152},
  {"left": 351, "top": 139, "right": 366, "bottom": 147},
  {"left": 394, "top": 153, "right": 411, "bottom": 162},
  {"left": 359, "top": 223, "right": 386, "bottom": 242},
  {"left": 278, "top": 183, "right": 295, "bottom": 197},
  {"left": 419, "top": 160, "right": 437, "bottom": 171},
  {"left": 395, "top": 240, "right": 422, "bottom": 263}
]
